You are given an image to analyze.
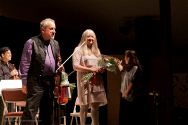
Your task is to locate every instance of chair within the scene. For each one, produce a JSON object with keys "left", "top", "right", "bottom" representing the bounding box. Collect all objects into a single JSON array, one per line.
[
  {"left": 58, "top": 83, "right": 76, "bottom": 125},
  {"left": 69, "top": 97, "right": 91, "bottom": 125},
  {"left": 15, "top": 98, "right": 39, "bottom": 125},
  {"left": 59, "top": 102, "right": 68, "bottom": 125},
  {"left": 1, "top": 88, "right": 26, "bottom": 125}
]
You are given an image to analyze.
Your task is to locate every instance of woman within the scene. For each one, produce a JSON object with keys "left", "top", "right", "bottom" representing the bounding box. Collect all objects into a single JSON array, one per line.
[
  {"left": 116, "top": 50, "right": 143, "bottom": 125},
  {"left": 72, "top": 29, "right": 107, "bottom": 125}
]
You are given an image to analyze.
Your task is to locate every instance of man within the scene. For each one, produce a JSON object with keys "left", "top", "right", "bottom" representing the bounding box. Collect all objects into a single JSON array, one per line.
[{"left": 19, "top": 18, "right": 63, "bottom": 125}]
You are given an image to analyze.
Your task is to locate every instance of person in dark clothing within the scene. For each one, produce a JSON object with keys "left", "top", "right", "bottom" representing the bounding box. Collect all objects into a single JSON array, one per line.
[
  {"left": 116, "top": 50, "right": 144, "bottom": 125},
  {"left": 0, "top": 47, "right": 19, "bottom": 80},
  {"left": 0, "top": 46, "right": 19, "bottom": 125},
  {"left": 19, "top": 18, "right": 64, "bottom": 125}
]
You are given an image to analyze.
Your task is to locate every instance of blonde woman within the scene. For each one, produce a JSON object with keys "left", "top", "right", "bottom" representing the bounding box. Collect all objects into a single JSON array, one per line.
[{"left": 72, "top": 29, "right": 107, "bottom": 125}]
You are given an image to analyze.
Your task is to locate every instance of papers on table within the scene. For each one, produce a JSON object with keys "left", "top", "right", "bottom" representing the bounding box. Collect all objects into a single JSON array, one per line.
[{"left": 0, "top": 80, "right": 22, "bottom": 95}]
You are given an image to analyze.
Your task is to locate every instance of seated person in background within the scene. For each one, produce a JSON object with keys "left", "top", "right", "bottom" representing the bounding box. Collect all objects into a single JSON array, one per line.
[
  {"left": 0, "top": 46, "right": 19, "bottom": 125},
  {"left": 0, "top": 46, "right": 19, "bottom": 80}
]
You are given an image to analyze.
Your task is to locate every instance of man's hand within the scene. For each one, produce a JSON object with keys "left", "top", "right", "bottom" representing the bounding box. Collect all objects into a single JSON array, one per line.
[
  {"left": 22, "top": 85, "right": 27, "bottom": 94},
  {"left": 56, "top": 64, "right": 65, "bottom": 73}
]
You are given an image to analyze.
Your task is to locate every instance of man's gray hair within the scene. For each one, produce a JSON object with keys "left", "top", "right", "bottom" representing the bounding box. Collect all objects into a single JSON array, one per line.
[{"left": 40, "top": 18, "right": 55, "bottom": 29}]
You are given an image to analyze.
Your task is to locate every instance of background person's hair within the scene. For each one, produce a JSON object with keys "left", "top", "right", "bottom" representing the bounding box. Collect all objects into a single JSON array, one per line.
[
  {"left": 125, "top": 50, "right": 142, "bottom": 71},
  {"left": 0, "top": 47, "right": 11, "bottom": 57}
]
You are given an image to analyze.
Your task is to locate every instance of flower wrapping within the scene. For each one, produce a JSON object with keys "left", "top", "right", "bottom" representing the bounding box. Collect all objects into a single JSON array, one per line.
[{"left": 82, "top": 55, "right": 118, "bottom": 83}]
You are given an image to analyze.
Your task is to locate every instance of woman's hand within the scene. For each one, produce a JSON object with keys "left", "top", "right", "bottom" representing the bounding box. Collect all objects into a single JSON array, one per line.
[
  {"left": 123, "top": 90, "right": 129, "bottom": 98},
  {"left": 89, "top": 66, "right": 99, "bottom": 72},
  {"left": 115, "top": 58, "right": 122, "bottom": 66},
  {"left": 115, "top": 58, "right": 123, "bottom": 71},
  {"left": 98, "top": 67, "right": 106, "bottom": 73}
]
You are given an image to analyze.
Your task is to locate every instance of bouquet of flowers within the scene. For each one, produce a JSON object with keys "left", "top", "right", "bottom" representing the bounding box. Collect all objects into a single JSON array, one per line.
[
  {"left": 98, "top": 55, "right": 117, "bottom": 72},
  {"left": 82, "top": 55, "right": 118, "bottom": 83}
]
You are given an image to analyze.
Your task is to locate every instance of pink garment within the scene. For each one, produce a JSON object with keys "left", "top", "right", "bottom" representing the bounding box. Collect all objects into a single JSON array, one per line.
[{"left": 72, "top": 47, "right": 107, "bottom": 107}]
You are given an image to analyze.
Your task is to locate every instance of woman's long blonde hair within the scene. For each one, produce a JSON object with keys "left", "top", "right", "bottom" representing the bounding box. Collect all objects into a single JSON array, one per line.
[{"left": 78, "top": 29, "right": 101, "bottom": 57}]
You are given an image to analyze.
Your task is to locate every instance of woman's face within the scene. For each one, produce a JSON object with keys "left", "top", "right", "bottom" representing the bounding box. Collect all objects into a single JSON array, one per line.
[
  {"left": 1, "top": 50, "right": 12, "bottom": 62},
  {"left": 124, "top": 55, "right": 129, "bottom": 64},
  {"left": 86, "top": 31, "right": 95, "bottom": 48}
]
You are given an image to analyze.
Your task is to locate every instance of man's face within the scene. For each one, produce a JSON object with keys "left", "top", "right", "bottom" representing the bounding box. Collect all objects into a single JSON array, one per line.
[{"left": 42, "top": 22, "right": 56, "bottom": 40}]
